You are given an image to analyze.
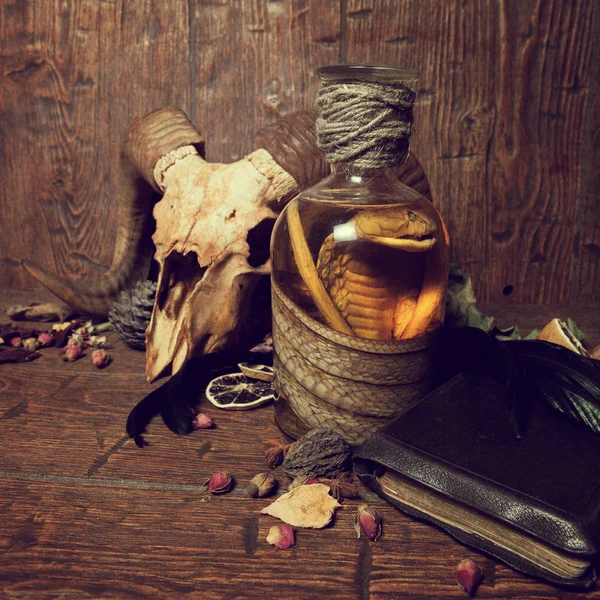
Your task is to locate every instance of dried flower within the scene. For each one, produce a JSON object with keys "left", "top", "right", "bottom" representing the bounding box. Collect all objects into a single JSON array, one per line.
[
  {"left": 266, "top": 525, "right": 295, "bottom": 549},
  {"left": 75, "top": 326, "right": 88, "bottom": 337},
  {"left": 205, "top": 472, "right": 234, "bottom": 494},
  {"left": 354, "top": 504, "right": 382, "bottom": 541},
  {"left": 9, "top": 336, "right": 22, "bottom": 348},
  {"left": 88, "top": 335, "right": 107, "bottom": 349},
  {"left": 63, "top": 345, "right": 84, "bottom": 362},
  {"left": 193, "top": 413, "right": 213, "bottom": 429},
  {"left": 264, "top": 439, "right": 292, "bottom": 469},
  {"left": 455, "top": 558, "right": 482, "bottom": 596},
  {"left": 68, "top": 333, "right": 86, "bottom": 349},
  {"left": 247, "top": 472, "right": 277, "bottom": 498},
  {"left": 37, "top": 332, "right": 54, "bottom": 347},
  {"left": 22, "top": 337, "right": 40, "bottom": 352},
  {"left": 52, "top": 321, "right": 75, "bottom": 332},
  {"left": 91, "top": 348, "right": 110, "bottom": 368},
  {"left": 323, "top": 472, "right": 358, "bottom": 501}
]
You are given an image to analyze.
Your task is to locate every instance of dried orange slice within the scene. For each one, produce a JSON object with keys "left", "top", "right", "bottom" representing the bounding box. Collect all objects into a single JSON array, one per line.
[
  {"left": 206, "top": 373, "right": 275, "bottom": 410},
  {"left": 237, "top": 363, "right": 274, "bottom": 382}
]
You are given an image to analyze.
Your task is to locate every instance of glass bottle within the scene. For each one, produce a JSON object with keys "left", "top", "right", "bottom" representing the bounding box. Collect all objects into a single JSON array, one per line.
[{"left": 270, "top": 65, "right": 449, "bottom": 444}]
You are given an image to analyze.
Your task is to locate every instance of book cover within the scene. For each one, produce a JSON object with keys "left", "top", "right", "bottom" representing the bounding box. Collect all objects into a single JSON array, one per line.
[{"left": 353, "top": 372, "right": 600, "bottom": 587}]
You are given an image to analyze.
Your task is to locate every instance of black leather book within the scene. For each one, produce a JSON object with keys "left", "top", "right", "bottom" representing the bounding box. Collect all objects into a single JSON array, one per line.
[{"left": 353, "top": 372, "right": 600, "bottom": 588}]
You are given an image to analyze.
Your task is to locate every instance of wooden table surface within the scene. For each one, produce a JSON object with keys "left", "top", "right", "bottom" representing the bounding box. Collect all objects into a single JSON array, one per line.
[{"left": 1, "top": 289, "right": 600, "bottom": 600}]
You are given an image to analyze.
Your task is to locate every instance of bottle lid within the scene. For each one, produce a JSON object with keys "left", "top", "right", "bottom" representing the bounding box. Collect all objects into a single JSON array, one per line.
[{"left": 316, "top": 64, "right": 418, "bottom": 84}]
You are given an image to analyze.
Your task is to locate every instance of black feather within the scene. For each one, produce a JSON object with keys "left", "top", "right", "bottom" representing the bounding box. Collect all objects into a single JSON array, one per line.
[
  {"left": 438, "top": 328, "right": 600, "bottom": 436},
  {"left": 126, "top": 348, "right": 273, "bottom": 445}
]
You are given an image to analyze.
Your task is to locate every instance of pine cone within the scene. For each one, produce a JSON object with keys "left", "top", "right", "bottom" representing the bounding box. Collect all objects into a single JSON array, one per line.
[{"left": 109, "top": 281, "right": 157, "bottom": 350}]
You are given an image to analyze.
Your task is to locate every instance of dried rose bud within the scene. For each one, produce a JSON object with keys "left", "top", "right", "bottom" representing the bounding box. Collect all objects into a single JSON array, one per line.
[
  {"left": 205, "top": 472, "right": 234, "bottom": 494},
  {"left": 266, "top": 524, "right": 295, "bottom": 549},
  {"left": 264, "top": 439, "right": 292, "bottom": 469},
  {"left": 455, "top": 558, "right": 482, "bottom": 596},
  {"left": 9, "top": 336, "right": 22, "bottom": 348},
  {"left": 37, "top": 332, "right": 54, "bottom": 347},
  {"left": 22, "top": 337, "right": 40, "bottom": 352},
  {"left": 67, "top": 333, "right": 86, "bottom": 349},
  {"left": 247, "top": 472, "right": 277, "bottom": 498},
  {"left": 91, "top": 348, "right": 110, "bottom": 368},
  {"left": 63, "top": 345, "right": 84, "bottom": 362},
  {"left": 354, "top": 503, "right": 382, "bottom": 541},
  {"left": 75, "top": 326, "right": 88, "bottom": 337},
  {"left": 193, "top": 413, "right": 213, "bottom": 429}
]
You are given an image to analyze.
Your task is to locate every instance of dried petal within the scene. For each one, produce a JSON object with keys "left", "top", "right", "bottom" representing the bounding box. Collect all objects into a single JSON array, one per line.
[
  {"left": 205, "top": 472, "right": 234, "bottom": 494},
  {"left": 260, "top": 483, "right": 340, "bottom": 528},
  {"left": 6, "top": 301, "right": 71, "bottom": 322},
  {"left": 53, "top": 323, "right": 78, "bottom": 348},
  {"left": 266, "top": 525, "right": 295, "bottom": 549},
  {"left": 264, "top": 439, "right": 292, "bottom": 469},
  {"left": 354, "top": 504, "right": 382, "bottom": 541},
  {"left": 247, "top": 472, "right": 277, "bottom": 498},
  {"left": 88, "top": 335, "right": 107, "bottom": 349},
  {"left": 91, "top": 348, "right": 110, "bottom": 368},
  {"left": 193, "top": 413, "right": 213, "bottom": 429},
  {"left": 0, "top": 348, "right": 40, "bottom": 364},
  {"left": 455, "top": 558, "right": 482, "bottom": 595}
]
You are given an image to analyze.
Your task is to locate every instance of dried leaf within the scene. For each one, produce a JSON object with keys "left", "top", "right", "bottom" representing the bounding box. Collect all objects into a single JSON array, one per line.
[
  {"left": 6, "top": 301, "right": 72, "bottom": 322},
  {"left": 566, "top": 318, "right": 585, "bottom": 342},
  {"left": 260, "top": 483, "right": 340, "bottom": 528},
  {"left": 0, "top": 348, "right": 40, "bottom": 364},
  {"left": 445, "top": 265, "right": 494, "bottom": 331}
]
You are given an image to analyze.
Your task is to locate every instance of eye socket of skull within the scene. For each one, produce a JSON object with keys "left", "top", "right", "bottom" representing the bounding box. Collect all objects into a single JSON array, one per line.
[
  {"left": 156, "top": 251, "right": 207, "bottom": 320},
  {"left": 247, "top": 218, "right": 277, "bottom": 267}
]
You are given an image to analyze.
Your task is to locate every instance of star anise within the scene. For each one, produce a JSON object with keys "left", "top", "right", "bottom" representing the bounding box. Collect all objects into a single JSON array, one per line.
[
  {"left": 322, "top": 472, "right": 358, "bottom": 501},
  {"left": 264, "top": 439, "right": 293, "bottom": 469}
]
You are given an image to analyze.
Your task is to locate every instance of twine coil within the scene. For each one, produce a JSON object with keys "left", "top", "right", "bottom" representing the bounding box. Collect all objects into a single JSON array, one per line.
[{"left": 316, "top": 79, "right": 416, "bottom": 169}]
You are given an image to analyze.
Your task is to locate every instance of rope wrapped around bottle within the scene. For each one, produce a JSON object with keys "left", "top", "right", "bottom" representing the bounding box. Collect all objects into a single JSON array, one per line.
[{"left": 316, "top": 79, "right": 416, "bottom": 169}]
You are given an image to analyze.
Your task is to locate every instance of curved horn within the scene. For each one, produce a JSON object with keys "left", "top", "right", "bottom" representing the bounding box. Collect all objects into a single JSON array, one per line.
[
  {"left": 255, "top": 109, "right": 432, "bottom": 202},
  {"left": 23, "top": 107, "right": 204, "bottom": 317},
  {"left": 255, "top": 110, "right": 330, "bottom": 190}
]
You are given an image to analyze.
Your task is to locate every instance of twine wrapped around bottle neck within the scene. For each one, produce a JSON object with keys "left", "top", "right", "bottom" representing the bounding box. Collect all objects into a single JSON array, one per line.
[{"left": 315, "top": 79, "right": 416, "bottom": 170}]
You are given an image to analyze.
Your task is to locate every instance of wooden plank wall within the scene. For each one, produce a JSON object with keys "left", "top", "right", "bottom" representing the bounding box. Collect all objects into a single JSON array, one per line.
[{"left": 0, "top": 0, "right": 598, "bottom": 305}]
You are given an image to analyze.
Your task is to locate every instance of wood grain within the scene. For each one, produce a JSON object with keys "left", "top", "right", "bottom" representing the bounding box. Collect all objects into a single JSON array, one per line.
[
  {"left": 343, "top": 0, "right": 599, "bottom": 305},
  {"left": 0, "top": 0, "right": 191, "bottom": 289},
  {"left": 573, "top": 3, "right": 600, "bottom": 306},
  {"left": 191, "top": 0, "right": 340, "bottom": 163},
  {"left": 0, "top": 1, "right": 598, "bottom": 306},
  {"left": 2, "top": 291, "right": 600, "bottom": 598}
]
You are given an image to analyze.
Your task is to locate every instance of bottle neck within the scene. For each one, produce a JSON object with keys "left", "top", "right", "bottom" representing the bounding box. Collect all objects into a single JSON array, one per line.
[{"left": 332, "top": 161, "right": 400, "bottom": 183}]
